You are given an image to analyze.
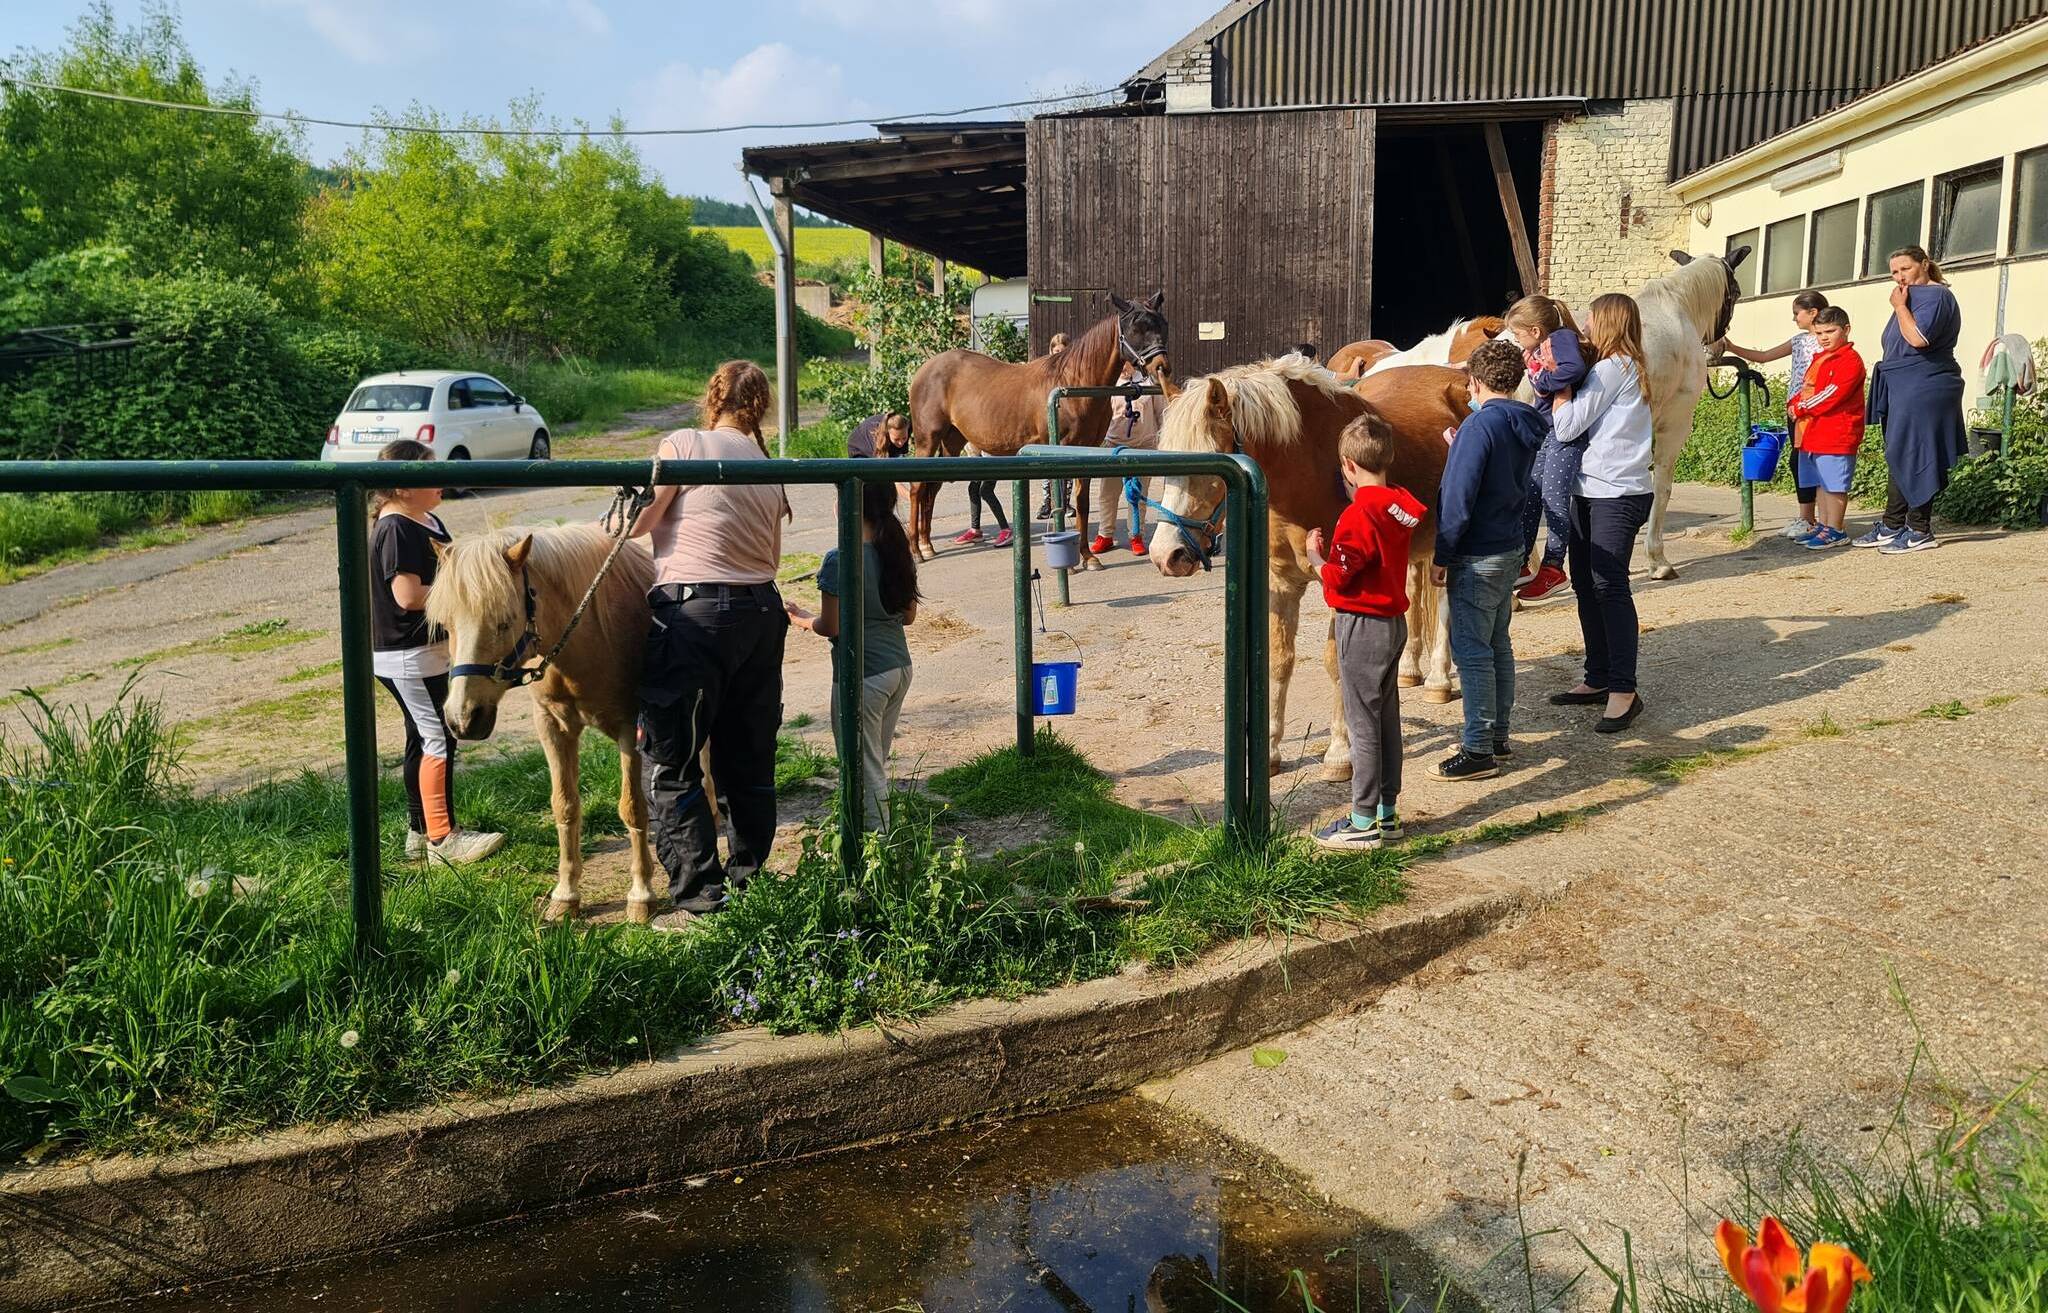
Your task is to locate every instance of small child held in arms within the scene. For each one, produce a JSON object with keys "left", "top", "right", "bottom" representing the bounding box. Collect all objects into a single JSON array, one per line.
[
  {"left": 1785, "top": 307, "right": 1866, "bottom": 549},
  {"left": 1432, "top": 339, "right": 1548, "bottom": 781},
  {"left": 1305, "top": 411, "right": 1428, "bottom": 851},
  {"left": 1502, "top": 295, "right": 1590, "bottom": 603},
  {"left": 369, "top": 440, "right": 504, "bottom": 865},
  {"left": 785, "top": 482, "right": 921, "bottom": 830}
]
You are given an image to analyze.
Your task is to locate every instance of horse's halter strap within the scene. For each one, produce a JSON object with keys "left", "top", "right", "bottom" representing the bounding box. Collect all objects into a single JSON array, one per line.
[
  {"left": 1118, "top": 316, "right": 1166, "bottom": 372},
  {"left": 448, "top": 568, "right": 546, "bottom": 687},
  {"left": 1118, "top": 443, "right": 1226, "bottom": 572}
]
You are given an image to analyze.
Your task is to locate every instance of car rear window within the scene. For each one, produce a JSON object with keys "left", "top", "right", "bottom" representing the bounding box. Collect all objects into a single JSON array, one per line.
[{"left": 345, "top": 384, "right": 434, "bottom": 413}]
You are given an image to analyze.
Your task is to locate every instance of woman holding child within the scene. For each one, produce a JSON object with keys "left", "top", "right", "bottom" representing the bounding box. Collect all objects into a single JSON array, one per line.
[{"left": 1547, "top": 294, "right": 1657, "bottom": 735}]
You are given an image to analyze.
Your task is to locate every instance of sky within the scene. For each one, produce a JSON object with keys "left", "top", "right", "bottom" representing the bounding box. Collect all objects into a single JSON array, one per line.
[{"left": 7, "top": 0, "right": 1222, "bottom": 202}]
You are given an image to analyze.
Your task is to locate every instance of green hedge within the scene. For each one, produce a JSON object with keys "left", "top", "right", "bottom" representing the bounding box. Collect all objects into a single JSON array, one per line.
[{"left": 1682, "top": 362, "right": 2047, "bottom": 529}]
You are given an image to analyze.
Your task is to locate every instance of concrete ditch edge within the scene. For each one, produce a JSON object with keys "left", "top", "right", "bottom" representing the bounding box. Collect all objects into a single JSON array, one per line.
[{"left": 0, "top": 870, "right": 1531, "bottom": 1310}]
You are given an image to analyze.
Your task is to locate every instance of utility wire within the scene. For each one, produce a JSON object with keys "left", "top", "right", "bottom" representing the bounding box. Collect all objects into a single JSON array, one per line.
[{"left": 0, "top": 75, "right": 1114, "bottom": 136}]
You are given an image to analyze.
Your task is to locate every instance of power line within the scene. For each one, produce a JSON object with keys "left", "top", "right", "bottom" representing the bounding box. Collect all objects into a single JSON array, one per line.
[{"left": 0, "top": 75, "right": 1115, "bottom": 137}]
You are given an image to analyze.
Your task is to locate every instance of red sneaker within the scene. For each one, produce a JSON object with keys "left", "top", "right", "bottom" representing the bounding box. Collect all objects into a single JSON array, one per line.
[
  {"left": 1517, "top": 563, "right": 1570, "bottom": 601},
  {"left": 952, "top": 528, "right": 983, "bottom": 545},
  {"left": 1089, "top": 533, "right": 1114, "bottom": 555},
  {"left": 991, "top": 528, "right": 1014, "bottom": 548},
  {"left": 1129, "top": 535, "right": 1147, "bottom": 555}
]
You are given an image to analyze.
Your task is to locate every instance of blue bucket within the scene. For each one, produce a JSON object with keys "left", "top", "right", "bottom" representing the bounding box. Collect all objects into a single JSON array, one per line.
[
  {"left": 1742, "top": 425, "right": 1787, "bottom": 483},
  {"left": 1031, "top": 660, "right": 1080, "bottom": 715}
]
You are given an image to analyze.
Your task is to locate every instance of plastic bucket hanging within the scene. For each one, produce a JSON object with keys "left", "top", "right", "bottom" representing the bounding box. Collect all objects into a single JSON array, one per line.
[
  {"left": 1041, "top": 530, "right": 1081, "bottom": 570},
  {"left": 1741, "top": 425, "right": 1787, "bottom": 483},
  {"left": 1031, "top": 631, "right": 1083, "bottom": 716}
]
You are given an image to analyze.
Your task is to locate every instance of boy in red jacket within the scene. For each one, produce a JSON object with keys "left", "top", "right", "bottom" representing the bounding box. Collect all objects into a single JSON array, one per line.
[
  {"left": 1305, "top": 409, "right": 1428, "bottom": 850},
  {"left": 1788, "top": 307, "right": 1867, "bottom": 550}
]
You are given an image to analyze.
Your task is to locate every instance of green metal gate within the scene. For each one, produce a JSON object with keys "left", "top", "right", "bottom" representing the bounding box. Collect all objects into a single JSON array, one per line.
[{"left": 1, "top": 451, "right": 1269, "bottom": 956}]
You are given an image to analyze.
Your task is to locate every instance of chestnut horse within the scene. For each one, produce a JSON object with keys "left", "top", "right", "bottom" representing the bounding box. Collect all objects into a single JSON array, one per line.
[
  {"left": 906, "top": 292, "right": 1171, "bottom": 566},
  {"left": 1150, "top": 358, "right": 1466, "bottom": 778}
]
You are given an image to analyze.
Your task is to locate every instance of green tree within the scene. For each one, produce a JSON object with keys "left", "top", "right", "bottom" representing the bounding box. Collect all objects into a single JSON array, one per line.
[
  {"left": 0, "top": 3, "right": 307, "bottom": 295},
  {"left": 812, "top": 270, "right": 967, "bottom": 425}
]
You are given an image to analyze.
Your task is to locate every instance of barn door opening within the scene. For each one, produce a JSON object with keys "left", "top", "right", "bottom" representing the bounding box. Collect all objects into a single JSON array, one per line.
[{"left": 1370, "top": 121, "right": 1543, "bottom": 347}]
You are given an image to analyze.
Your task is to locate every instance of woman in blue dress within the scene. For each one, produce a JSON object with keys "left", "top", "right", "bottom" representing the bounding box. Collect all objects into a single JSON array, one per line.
[{"left": 1854, "top": 245, "right": 1964, "bottom": 553}]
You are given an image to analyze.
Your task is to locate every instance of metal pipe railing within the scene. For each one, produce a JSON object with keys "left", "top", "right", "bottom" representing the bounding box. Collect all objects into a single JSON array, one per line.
[{"left": 3, "top": 452, "right": 1269, "bottom": 955}]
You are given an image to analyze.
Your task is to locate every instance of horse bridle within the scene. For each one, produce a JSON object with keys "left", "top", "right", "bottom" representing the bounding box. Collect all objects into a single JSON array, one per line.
[
  {"left": 1115, "top": 443, "right": 1227, "bottom": 572},
  {"left": 1118, "top": 314, "right": 1167, "bottom": 374},
  {"left": 448, "top": 566, "right": 548, "bottom": 688}
]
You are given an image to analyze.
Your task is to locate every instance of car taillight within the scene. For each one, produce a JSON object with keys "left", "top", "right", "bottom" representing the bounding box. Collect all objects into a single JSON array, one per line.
[
  {"left": 326, "top": 425, "right": 339, "bottom": 445},
  {"left": 416, "top": 424, "right": 435, "bottom": 445}
]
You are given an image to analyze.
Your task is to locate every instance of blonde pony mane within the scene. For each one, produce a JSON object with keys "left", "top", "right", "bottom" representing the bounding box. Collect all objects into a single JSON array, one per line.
[
  {"left": 1159, "top": 355, "right": 1356, "bottom": 452},
  {"left": 425, "top": 523, "right": 654, "bottom": 632}
]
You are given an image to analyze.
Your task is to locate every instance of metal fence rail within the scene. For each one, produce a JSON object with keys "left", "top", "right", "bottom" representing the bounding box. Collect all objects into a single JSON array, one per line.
[{"left": 1, "top": 452, "right": 1269, "bottom": 955}]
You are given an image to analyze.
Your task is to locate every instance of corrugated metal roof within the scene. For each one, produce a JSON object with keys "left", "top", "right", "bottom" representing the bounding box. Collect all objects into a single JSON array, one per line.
[{"left": 1175, "top": 0, "right": 2047, "bottom": 176}]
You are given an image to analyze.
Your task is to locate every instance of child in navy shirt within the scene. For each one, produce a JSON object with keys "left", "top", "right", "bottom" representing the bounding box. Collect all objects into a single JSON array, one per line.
[{"left": 1305, "top": 409, "right": 1427, "bottom": 851}]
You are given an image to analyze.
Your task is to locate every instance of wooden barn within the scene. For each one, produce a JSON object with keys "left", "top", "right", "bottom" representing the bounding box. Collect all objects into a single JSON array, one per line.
[{"left": 743, "top": 0, "right": 2042, "bottom": 403}]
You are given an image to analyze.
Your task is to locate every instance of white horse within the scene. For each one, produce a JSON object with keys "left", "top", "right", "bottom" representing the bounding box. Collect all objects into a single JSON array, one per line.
[{"left": 1634, "top": 246, "right": 1751, "bottom": 579}]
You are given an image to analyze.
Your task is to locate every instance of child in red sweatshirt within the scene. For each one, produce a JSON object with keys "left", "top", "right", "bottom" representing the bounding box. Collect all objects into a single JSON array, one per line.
[
  {"left": 1305, "top": 409, "right": 1428, "bottom": 851},
  {"left": 1786, "top": 306, "right": 1867, "bottom": 549}
]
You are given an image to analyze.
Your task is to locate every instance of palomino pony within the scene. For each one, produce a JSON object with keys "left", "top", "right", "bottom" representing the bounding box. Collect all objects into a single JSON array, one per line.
[
  {"left": 1361, "top": 316, "right": 1506, "bottom": 377},
  {"left": 907, "top": 291, "right": 1171, "bottom": 567},
  {"left": 427, "top": 525, "right": 660, "bottom": 923},
  {"left": 1635, "top": 246, "right": 1750, "bottom": 579},
  {"left": 1149, "top": 357, "right": 1466, "bottom": 778}
]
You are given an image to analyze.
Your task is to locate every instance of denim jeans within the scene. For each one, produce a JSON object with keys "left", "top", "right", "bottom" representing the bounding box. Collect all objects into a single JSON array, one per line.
[{"left": 1445, "top": 551, "right": 1522, "bottom": 754}]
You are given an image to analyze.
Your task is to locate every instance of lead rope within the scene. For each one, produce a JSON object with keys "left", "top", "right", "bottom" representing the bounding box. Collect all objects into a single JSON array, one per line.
[{"left": 531, "top": 444, "right": 664, "bottom": 676}]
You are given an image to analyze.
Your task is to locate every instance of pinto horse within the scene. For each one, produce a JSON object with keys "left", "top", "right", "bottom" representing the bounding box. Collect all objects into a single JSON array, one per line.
[
  {"left": 1361, "top": 316, "right": 1506, "bottom": 376},
  {"left": 1637, "top": 246, "right": 1750, "bottom": 578},
  {"left": 1327, "top": 339, "right": 1398, "bottom": 379},
  {"left": 907, "top": 292, "right": 1171, "bottom": 566},
  {"left": 1149, "top": 357, "right": 1465, "bottom": 778}
]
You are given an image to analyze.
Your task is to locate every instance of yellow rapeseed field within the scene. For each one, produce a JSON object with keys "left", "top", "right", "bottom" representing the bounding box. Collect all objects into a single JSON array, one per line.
[{"left": 698, "top": 226, "right": 870, "bottom": 268}]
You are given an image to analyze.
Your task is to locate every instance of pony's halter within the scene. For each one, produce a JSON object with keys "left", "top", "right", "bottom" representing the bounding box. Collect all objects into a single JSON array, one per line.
[
  {"left": 1118, "top": 321, "right": 1166, "bottom": 372},
  {"left": 448, "top": 568, "right": 547, "bottom": 688},
  {"left": 1118, "top": 444, "right": 1224, "bottom": 572}
]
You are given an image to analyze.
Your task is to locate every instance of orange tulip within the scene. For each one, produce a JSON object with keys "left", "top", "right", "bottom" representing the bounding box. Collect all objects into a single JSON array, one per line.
[{"left": 1716, "top": 1217, "right": 1872, "bottom": 1313}]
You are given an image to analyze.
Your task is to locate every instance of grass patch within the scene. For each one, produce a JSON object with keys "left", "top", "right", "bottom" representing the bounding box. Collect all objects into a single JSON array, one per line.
[
  {"left": 1983, "top": 694, "right": 2020, "bottom": 708},
  {"left": 0, "top": 702, "right": 1402, "bottom": 1163},
  {"left": 282, "top": 659, "right": 344, "bottom": 685},
  {"left": 0, "top": 490, "right": 299, "bottom": 582},
  {"left": 0, "top": 670, "right": 96, "bottom": 710},
  {"left": 783, "top": 418, "right": 849, "bottom": 460},
  {"left": 1919, "top": 700, "right": 1973, "bottom": 721},
  {"left": 116, "top": 619, "right": 320, "bottom": 670},
  {"left": 1631, "top": 744, "right": 1778, "bottom": 784},
  {"left": 497, "top": 360, "right": 710, "bottom": 433},
  {"left": 1805, "top": 712, "right": 1845, "bottom": 739},
  {"left": 1728, "top": 526, "right": 1754, "bottom": 546},
  {"left": 774, "top": 734, "right": 834, "bottom": 790},
  {"left": 0, "top": 636, "right": 76, "bottom": 659}
]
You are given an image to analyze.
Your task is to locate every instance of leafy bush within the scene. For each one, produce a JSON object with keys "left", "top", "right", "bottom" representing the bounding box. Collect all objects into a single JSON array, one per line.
[
  {"left": 979, "top": 315, "right": 1028, "bottom": 363},
  {"left": 0, "top": 495, "right": 101, "bottom": 568},
  {"left": 811, "top": 270, "right": 969, "bottom": 426}
]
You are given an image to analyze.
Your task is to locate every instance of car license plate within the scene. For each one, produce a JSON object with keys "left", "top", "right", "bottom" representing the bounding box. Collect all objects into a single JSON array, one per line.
[{"left": 352, "top": 427, "right": 400, "bottom": 444}]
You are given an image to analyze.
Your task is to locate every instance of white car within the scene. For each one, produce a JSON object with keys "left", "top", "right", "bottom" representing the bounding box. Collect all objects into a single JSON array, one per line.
[{"left": 321, "top": 371, "right": 550, "bottom": 465}]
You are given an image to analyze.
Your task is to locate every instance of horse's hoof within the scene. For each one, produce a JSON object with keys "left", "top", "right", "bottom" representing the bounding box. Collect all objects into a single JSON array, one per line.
[
  {"left": 918, "top": 544, "right": 937, "bottom": 562},
  {"left": 626, "top": 898, "right": 654, "bottom": 925},
  {"left": 1421, "top": 686, "right": 1457, "bottom": 704},
  {"left": 1319, "top": 761, "right": 1353, "bottom": 783},
  {"left": 1650, "top": 564, "right": 1677, "bottom": 581},
  {"left": 545, "top": 897, "right": 580, "bottom": 922},
  {"left": 1397, "top": 674, "right": 1424, "bottom": 688},
  {"left": 1081, "top": 555, "right": 1105, "bottom": 572}
]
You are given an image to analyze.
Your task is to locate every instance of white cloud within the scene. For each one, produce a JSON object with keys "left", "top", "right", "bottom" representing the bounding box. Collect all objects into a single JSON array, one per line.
[
  {"left": 563, "top": 0, "right": 612, "bottom": 36},
  {"left": 262, "top": 0, "right": 441, "bottom": 64},
  {"left": 630, "top": 44, "right": 873, "bottom": 198}
]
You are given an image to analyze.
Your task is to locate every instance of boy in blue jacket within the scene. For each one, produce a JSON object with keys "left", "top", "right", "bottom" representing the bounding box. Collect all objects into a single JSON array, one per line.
[{"left": 1432, "top": 339, "right": 1547, "bottom": 781}]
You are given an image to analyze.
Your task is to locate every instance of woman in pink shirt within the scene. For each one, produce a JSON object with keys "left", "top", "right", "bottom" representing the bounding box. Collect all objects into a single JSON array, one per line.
[{"left": 629, "top": 361, "right": 791, "bottom": 921}]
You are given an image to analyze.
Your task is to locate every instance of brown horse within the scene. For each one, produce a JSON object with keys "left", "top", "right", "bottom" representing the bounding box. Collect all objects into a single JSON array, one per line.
[
  {"left": 1327, "top": 339, "right": 1397, "bottom": 378},
  {"left": 906, "top": 292, "right": 1171, "bottom": 566},
  {"left": 1149, "top": 359, "right": 1466, "bottom": 777}
]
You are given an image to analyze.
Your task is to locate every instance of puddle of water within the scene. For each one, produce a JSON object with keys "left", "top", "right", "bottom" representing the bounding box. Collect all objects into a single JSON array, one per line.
[{"left": 134, "top": 1100, "right": 1471, "bottom": 1312}]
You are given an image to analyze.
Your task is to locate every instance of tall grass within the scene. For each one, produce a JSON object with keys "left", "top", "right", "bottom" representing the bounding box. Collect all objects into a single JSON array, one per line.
[{"left": 0, "top": 697, "right": 1402, "bottom": 1162}]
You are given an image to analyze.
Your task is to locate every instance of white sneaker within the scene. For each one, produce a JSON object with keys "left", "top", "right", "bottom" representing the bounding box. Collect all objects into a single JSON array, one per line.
[
  {"left": 404, "top": 830, "right": 427, "bottom": 860},
  {"left": 1780, "top": 518, "right": 1816, "bottom": 540},
  {"left": 428, "top": 828, "right": 506, "bottom": 865}
]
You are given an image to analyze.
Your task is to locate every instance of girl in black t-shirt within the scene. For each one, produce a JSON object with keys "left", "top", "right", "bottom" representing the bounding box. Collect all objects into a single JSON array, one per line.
[{"left": 369, "top": 440, "right": 504, "bottom": 866}]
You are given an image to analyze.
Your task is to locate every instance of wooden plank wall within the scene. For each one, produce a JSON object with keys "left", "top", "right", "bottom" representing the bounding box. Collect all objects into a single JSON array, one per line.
[{"left": 1026, "top": 109, "right": 1374, "bottom": 378}]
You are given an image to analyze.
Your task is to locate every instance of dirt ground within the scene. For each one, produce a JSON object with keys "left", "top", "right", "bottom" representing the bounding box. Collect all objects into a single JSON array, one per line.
[{"left": 5, "top": 414, "right": 2046, "bottom": 1306}]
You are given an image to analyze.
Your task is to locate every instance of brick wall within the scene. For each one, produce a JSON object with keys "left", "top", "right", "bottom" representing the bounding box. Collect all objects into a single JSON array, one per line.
[
  {"left": 1163, "top": 47, "right": 1214, "bottom": 113},
  {"left": 1543, "top": 99, "right": 1690, "bottom": 307}
]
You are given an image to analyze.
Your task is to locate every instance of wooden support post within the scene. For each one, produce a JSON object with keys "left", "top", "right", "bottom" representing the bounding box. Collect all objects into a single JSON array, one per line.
[
  {"left": 1433, "top": 139, "right": 1487, "bottom": 311},
  {"left": 868, "top": 233, "right": 885, "bottom": 371},
  {"left": 932, "top": 256, "right": 947, "bottom": 298},
  {"left": 1484, "top": 122, "right": 1539, "bottom": 298},
  {"left": 772, "top": 186, "right": 799, "bottom": 455}
]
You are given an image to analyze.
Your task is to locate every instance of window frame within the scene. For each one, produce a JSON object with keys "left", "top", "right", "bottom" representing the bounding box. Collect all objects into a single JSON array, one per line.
[
  {"left": 1931, "top": 158, "right": 2004, "bottom": 265},
  {"left": 2010, "top": 144, "right": 2048, "bottom": 258},
  {"left": 1805, "top": 199, "right": 1860, "bottom": 288},
  {"left": 1862, "top": 181, "right": 1926, "bottom": 279},
  {"left": 1761, "top": 215, "right": 1807, "bottom": 295},
  {"left": 1727, "top": 228, "right": 1761, "bottom": 298}
]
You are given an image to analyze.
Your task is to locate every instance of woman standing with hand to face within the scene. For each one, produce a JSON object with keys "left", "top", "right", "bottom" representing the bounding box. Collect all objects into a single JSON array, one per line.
[
  {"left": 1854, "top": 246, "right": 1964, "bottom": 553},
  {"left": 628, "top": 361, "right": 791, "bottom": 924}
]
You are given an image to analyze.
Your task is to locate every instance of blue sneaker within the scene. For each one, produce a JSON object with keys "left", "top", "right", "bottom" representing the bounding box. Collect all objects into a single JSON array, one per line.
[
  {"left": 1313, "top": 816, "right": 1387, "bottom": 852},
  {"left": 1852, "top": 523, "right": 1903, "bottom": 549},
  {"left": 1801, "top": 526, "right": 1848, "bottom": 550},
  {"left": 1880, "top": 528, "right": 1939, "bottom": 554}
]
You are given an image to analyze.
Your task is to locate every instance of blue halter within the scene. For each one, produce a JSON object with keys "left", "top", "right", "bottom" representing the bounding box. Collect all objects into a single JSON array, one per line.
[{"left": 1113, "top": 445, "right": 1224, "bottom": 571}]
